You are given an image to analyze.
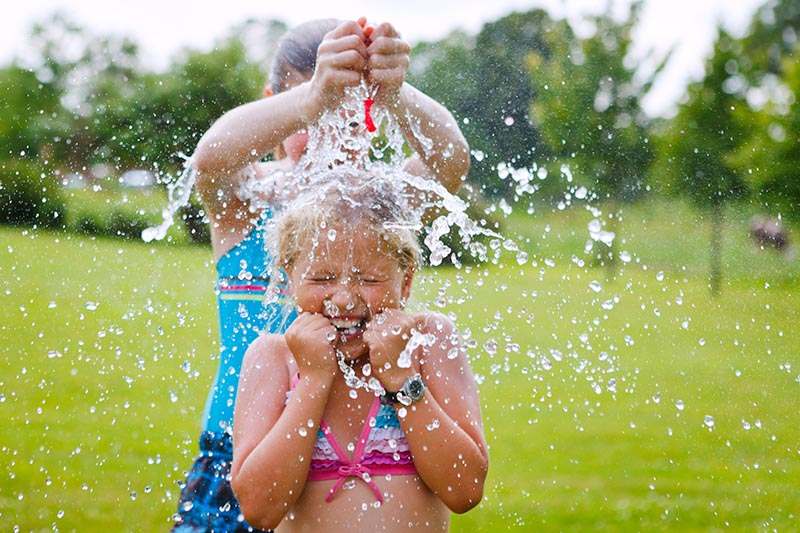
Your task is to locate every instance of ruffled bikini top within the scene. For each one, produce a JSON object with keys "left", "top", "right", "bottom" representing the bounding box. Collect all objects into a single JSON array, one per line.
[{"left": 288, "top": 373, "right": 417, "bottom": 504}]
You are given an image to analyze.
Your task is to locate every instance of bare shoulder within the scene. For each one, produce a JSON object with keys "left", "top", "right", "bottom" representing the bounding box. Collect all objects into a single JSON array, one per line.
[{"left": 241, "top": 333, "right": 291, "bottom": 386}]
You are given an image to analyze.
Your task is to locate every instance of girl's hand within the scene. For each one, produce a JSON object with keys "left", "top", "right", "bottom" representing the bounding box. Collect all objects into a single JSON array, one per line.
[
  {"left": 363, "top": 309, "right": 420, "bottom": 391},
  {"left": 365, "top": 22, "right": 411, "bottom": 108},
  {"left": 285, "top": 312, "right": 337, "bottom": 380},
  {"left": 305, "top": 20, "right": 369, "bottom": 119}
]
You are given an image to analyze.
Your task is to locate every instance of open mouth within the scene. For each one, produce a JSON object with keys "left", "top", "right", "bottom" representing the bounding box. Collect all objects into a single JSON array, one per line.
[{"left": 329, "top": 317, "right": 366, "bottom": 343}]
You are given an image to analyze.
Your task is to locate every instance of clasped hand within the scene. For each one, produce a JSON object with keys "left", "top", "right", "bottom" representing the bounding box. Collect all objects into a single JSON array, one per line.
[
  {"left": 285, "top": 309, "right": 422, "bottom": 392},
  {"left": 305, "top": 17, "right": 411, "bottom": 119}
]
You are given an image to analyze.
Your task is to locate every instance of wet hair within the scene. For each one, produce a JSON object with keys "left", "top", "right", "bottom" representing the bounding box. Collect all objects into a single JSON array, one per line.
[
  {"left": 269, "top": 19, "right": 340, "bottom": 94},
  {"left": 271, "top": 172, "right": 421, "bottom": 276}
]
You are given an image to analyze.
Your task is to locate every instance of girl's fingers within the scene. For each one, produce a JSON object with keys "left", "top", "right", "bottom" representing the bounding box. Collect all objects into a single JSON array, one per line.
[
  {"left": 368, "top": 66, "right": 405, "bottom": 85},
  {"left": 326, "top": 19, "right": 366, "bottom": 42},
  {"left": 329, "top": 49, "right": 366, "bottom": 71},
  {"left": 368, "top": 53, "right": 409, "bottom": 70},
  {"left": 319, "top": 34, "right": 368, "bottom": 57},
  {"left": 332, "top": 69, "right": 363, "bottom": 88},
  {"left": 371, "top": 22, "right": 399, "bottom": 39},
  {"left": 357, "top": 16, "right": 367, "bottom": 28},
  {"left": 367, "top": 36, "right": 411, "bottom": 56}
]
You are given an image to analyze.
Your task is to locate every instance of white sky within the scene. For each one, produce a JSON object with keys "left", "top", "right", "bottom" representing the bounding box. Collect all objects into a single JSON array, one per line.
[{"left": 1, "top": 0, "right": 767, "bottom": 116}]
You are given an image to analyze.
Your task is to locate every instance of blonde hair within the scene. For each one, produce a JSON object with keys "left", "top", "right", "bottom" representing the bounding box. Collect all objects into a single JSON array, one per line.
[{"left": 271, "top": 179, "right": 421, "bottom": 275}]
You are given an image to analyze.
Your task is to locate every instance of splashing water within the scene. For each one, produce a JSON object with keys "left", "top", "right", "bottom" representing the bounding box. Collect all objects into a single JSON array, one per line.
[
  {"left": 239, "top": 80, "right": 501, "bottom": 271},
  {"left": 141, "top": 77, "right": 625, "bottom": 402},
  {"left": 141, "top": 153, "right": 195, "bottom": 243}
]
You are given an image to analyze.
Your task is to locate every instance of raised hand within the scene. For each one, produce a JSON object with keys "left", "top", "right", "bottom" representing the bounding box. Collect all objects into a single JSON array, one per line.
[
  {"left": 363, "top": 309, "right": 420, "bottom": 391},
  {"left": 365, "top": 22, "right": 411, "bottom": 108},
  {"left": 305, "top": 20, "right": 369, "bottom": 119},
  {"left": 284, "top": 312, "right": 338, "bottom": 379}
]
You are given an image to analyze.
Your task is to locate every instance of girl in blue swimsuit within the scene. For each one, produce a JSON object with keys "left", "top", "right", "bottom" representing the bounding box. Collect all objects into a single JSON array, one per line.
[{"left": 172, "top": 17, "right": 470, "bottom": 532}]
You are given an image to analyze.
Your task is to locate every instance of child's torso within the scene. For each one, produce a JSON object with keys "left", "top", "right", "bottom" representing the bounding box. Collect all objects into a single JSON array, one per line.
[{"left": 281, "top": 372, "right": 449, "bottom": 532}]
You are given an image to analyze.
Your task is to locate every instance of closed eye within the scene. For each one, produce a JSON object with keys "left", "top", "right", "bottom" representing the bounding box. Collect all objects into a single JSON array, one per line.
[
  {"left": 306, "top": 274, "right": 336, "bottom": 283},
  {"left": 358, "top": 277, "right": 387, "bottom": 284}
]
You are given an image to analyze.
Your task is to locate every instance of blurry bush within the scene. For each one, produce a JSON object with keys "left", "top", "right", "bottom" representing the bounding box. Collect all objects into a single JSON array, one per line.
[
  {"left": 180, "top": 198, "right": 211, "bottom": 245},
  {"left": 72, "top": 208, "right": 153, "bottom": 240},
  {"left": 0, "top": 160, "right": 65, "bottom": 228}
]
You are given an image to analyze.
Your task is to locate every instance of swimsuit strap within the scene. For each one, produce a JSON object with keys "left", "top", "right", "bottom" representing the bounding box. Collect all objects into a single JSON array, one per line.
[
  {"left": 291, "top": 371, "right": 393, "bottom": 504},
  {"left": 319, "top": 396, "right": 384, "bottom": 503}
]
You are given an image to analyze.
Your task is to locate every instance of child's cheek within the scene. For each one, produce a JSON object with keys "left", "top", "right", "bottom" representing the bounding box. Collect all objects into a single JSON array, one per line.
[
  {"left": 297, "top": 287, "right": 327, "bottom": 312},
  {"left": 373, "top": 287, "right": 399, "bottom": 308}
]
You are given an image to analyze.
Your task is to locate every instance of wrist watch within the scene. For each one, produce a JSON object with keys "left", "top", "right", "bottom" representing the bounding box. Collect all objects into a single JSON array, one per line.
[{"left": 385, "top": 373, "right": 426, "bottom": 406}]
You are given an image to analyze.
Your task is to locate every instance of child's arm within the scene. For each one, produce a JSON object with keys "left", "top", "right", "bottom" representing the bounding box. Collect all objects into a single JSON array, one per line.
[
  {"left": 367, "top": 22, "right": 470, "bottom": 194},
  {"left": 231, "top": 315, "right": 338, "bottom": 530},
  {"left": 396, "top": 84, "right": 470, "bottom": 194},
  {"left": 365, "top": 312, "right": 488, "bottom": 513}
]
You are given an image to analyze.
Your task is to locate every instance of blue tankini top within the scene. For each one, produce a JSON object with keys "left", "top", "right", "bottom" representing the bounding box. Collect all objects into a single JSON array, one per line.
[{"left": 202, "top": 209, "right": 296, "bottom": 434}]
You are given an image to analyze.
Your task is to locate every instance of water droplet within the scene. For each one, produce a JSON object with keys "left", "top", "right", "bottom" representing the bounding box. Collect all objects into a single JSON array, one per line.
[
  {"left": 484, "top": 340, "right": 497, "bottom": 356},
  {"left": 675, "top": 400, "right": 685, "bottom": 411},
  {"left": 84, "top": 301, "right": 98, "bottom": 311},
  {"left": 327, "top": 229, "right": 337, "bottom": 241},
  {"left": 589, "top": 280, "right": 602, "bottom": 293},
  {"left": 504, "top": 116, "right": 515, "bottom": 126},
  {"left": 703, "top": 415, "right": 715, "bottom": 430}
]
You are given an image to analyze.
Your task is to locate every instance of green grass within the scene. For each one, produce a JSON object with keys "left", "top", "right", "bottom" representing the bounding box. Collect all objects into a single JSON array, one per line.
[{"left": 1, "top": 201, "right": 798, "bottom": 531}]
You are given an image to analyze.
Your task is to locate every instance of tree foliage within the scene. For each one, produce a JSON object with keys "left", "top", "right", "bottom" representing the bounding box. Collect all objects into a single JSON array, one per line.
[{"left": 530, "top": 8, "right": 656, "bottom": 203}]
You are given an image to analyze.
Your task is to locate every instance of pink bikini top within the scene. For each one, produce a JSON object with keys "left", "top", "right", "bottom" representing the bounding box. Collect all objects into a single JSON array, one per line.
[{"left": 288, "top": 373, "right": 418, "bottom": 504}]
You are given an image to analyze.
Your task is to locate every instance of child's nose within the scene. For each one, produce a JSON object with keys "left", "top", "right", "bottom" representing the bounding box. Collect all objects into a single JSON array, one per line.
[{"left": 329, "top": 283, "right": 360, "bottom": 312}]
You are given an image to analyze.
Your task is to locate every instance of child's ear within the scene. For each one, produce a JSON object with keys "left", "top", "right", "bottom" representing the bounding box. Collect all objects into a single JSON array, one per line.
[
  {"left": 401, "top": 266, "right": 415, "bottom": 303},
  {"left": 263, "top": 85, "right": 274, "bottom": 98}
]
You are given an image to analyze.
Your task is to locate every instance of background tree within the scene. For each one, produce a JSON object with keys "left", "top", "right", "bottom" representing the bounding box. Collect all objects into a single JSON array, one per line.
[
  {"left": 730, "top": 0, "right": 799, "bottom": 221},
  {"left": 652, "top": 30, "right": 749, "bottom": 295},
  {"left": 409, "top": 10, "right": 555, "bottom": 196},
  {"left": 95, "top": 37, "right": 264, "bottom": 175},
  {"left": 0, "top": 64, "right": 66, "bottom": 163},
  {"left": 731, "top": 48, "right": 800, "bottom": 221},
  {"left": 529, "top": 6, "right": 660, "bottom": 270},
  {"left": 740, "top": 0, "right": 800, "bottom": 81}
]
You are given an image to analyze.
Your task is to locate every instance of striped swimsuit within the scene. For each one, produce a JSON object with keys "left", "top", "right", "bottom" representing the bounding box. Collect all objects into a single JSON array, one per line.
[
  {"left": 289, "top": 373, "right": 418, "bottom": 504},
  {"left": 173, "top": 209, "right": 295, "bottom": 532}
]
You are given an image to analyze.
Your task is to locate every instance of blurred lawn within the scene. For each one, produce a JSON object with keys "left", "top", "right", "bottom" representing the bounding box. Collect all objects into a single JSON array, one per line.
[{"left": 1, "top": 201, "right": 798, "bottom": 531}]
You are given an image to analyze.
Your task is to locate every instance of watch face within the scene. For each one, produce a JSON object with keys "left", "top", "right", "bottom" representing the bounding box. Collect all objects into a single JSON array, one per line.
[{"left": 407, "top": 378, "right": 423, "bottom": 398}]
